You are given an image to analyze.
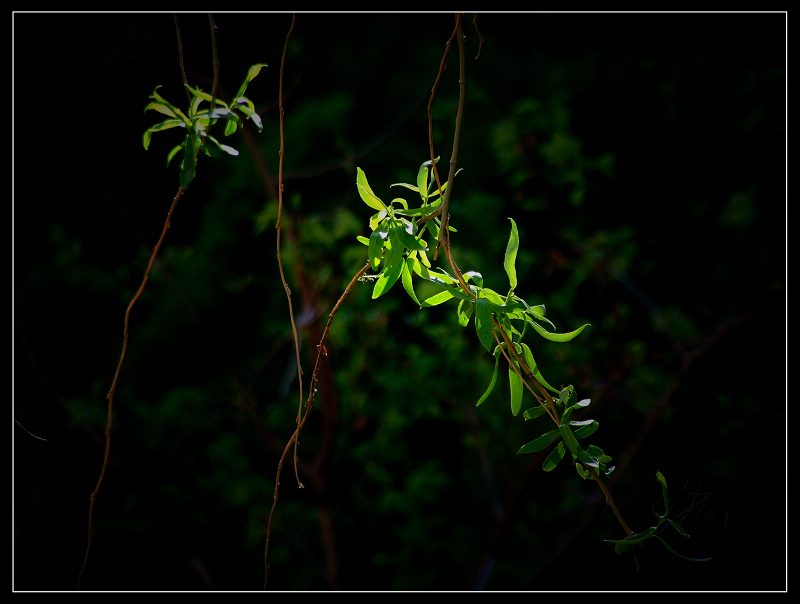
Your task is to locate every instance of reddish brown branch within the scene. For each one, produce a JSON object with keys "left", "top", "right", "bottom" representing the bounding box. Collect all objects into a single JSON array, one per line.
[
  {"left": 77, "top": 187, "right": 184, "bottom": 590},
  {"left": 264, "top": 261, "right": 370, "bottom": 589}
]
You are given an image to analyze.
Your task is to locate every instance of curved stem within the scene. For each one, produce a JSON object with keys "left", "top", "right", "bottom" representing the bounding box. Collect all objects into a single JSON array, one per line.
[{"left": 77, "top": 187, "right": 184, "bottom": 589}]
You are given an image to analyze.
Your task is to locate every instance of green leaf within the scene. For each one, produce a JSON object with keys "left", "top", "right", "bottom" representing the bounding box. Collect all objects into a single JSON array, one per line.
[
  {"left": 509, "top": 359, "right": 523, "bottom": 416},
  {"left": 232, "top": 100, "right": 263, "bottom": 131},
  {"left": 356, "top": 168, "right": 387, "bottom": 211},
  {"left": 475, "top": 298, "right": 494, "bottom": 352},
  {"left": 166, "top": 141, "right": 186, "bottom": 167},
  {"left": 457, "top": 302, "right": 474, "bottom": 327},
  {"left": 417, "top": 162, "right": 430, "bottom": 201},
  {"left": 185, "top": 84, "right": 229, "bottom": 108},
  {"left": 144, "top": 102, "right": 177, "bottom": 118},
  {"left": 463, "top": 271, "right": 483, "bottom": 288},
  {"left": 572, "top": 421, "right": 599, "bottom": 440},
  {"left": 233, "top": 63, "right": 267, "bottom": 101},
  {"left": 542, "top": 441, "right": 566, "bottom": 472},
  {"left": 476, "top": 347, "right": 502, "bottom": 407},
  {"left": 206, "top": 135, "right": 239, "bottom": 157},
  {"left": 518, "top": 429, "right": 561, "bottom": 454},
  {"left": 368, "top": 228, "right": 388, "bottom": 271},
  {"left": 180, "top": 133, "right": 199, "bottom": 189},
  {"left": 394, "top": 222, "right": 427, "bottom": 251},
  {"left": 143, "top": 119, "right": 185, "bottom": 150},
  {"left": 523, "top": 405, "right": 549, "bottom": 420},
  {"left": 575, "top": 463, "right": 592, "bottom": 480},
  {"left": 356, "top": 236, "right": 369, "bottom": 246},
  {"left": 656, "top": 470, "right": 670, "bottom": 515},
  {"left": 390, "top": 183, "right": 419, "bottom": 193},
  {"left": 369, "top": 210, "right": 387, "bottom": 231},
  {"left": 530, "top": 321, "right": 591, "bottom": 343},
  {"left": 520, "top": 343, "right": 560, "bottom": 393},
  {"left": 559, "top": 422, "right": 581, "bottom": 458},
  {"left": 372, "top": 230, "right": 404, "bottom": 298},
  {"left": 421, "top": 290, "right": 453, "bottom": 307},
  {"left": 395, "top": 198, "right": 442, "bottom": 217},
  {"left": 401, "top": 258, "right": 422, "bottom": 308},
  {"left": 504, "top": 218, "right": 519, "bottom": 290}
]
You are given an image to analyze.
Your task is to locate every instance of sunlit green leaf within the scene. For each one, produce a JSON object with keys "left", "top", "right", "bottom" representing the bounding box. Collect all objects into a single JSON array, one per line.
[
  {"left": 233, "top": 63, "right": 267, "bottom": 100},
  {"left": 416, "top": 162, "right": 429, "bottom": 201},
  {"left": 144, "top": 102, "right": 177, "bottom": 118},
  {"left": 356, "top": 236, "right": 369, "bottom": 246},
  {"left": 369, "top": 228, "right": 388, "bottom": 271},
  {"left": 520, "top": 343, "right": 560, "bottom": 393},
  {"left": 356, "top": 168, "right": 387, "bottom": 211},
  {"left": 207, "top": 135, "right": 239, "bottom": 156},
  {"left": 523, "top": 405, "right": 549, "bottom": 420},
  {"left": 401, "top": 258, "right": 422, "bottom": 308},
  {"left": 530, "top": 321, "right": 591, "bottom": 342},
  {"left": 504, "top": 218, "right": 519, "bottom": 290},
  {"left": 394, "top": 222, "right": 427, "bottom": 251},
  {"left": 657, "top": 470, "right": 670, "bottom": 515},
  {"left": 166, "top": 141, "right": 185, "bottom": 166},
  {"left": 509, "top": 359, "right": 523, "bottom": 416},
  {"left": 458, "top": 301, "right": 474, "bottom": 327},
  {"left": 372, "top": 230, "right": 404, "bottom": 298},
  {"left": 232, "top": 101, "right": 263, "bottom": 131},
  {"left": 421, "top": 290, "right": 453, "bottom": 307},
  {"left": 518, "top": 429, "right": 561, "bottom": 454},
  {"left": 143, "top": 119, "right": 185, "bottom": 150}
]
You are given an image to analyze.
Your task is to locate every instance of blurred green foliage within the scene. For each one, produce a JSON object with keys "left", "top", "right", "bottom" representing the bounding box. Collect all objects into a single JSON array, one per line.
[{"left": 14, "top": 14, "right": 784, "bottom": 591}]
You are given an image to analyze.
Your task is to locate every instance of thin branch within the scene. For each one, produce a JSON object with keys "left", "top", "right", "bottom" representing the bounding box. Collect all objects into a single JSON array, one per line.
[
  {"left": 472, "top": 14, "right": 484, "bottom": 60},
  {"left": 79, "top": 15, "right": 222, "bottom": 589},
  {"left": 436, "top": 13, "right": 466, "bottom": 259},
  {"left": 272, "top": 14, "right": 303, "bottom": 490},
  {"left": 426, "top": 16, "right": 459, "bottom": 256},
  {"left": 174, "top": 14, "right": 192, "bottom": 104},
  {"left": 264, "top": 261, "right": 370, "bottom": 589},
  {"left": 78, "top": 187, "right": 184, "bottom": 590}
]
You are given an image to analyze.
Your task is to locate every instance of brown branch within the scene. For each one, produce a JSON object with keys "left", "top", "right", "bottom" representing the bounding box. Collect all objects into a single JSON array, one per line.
[
  {"left": 272, "top": 14, "right": 304, "bottom": 488},
  {"left": 264, "top": 261, "right": 370, "bottom": 589},
  {"left": 472, "top": 14, "right": 484, "bottom": 60},
  {"left": 79, "top": 15, "right": 223, "bottom": 590},
  {"left": 426, "top": 16, "right": 459, "bottom": 258},
  {"left": 174, "top": 14, "right": 192, "bottom": 104},
  {"left": 436, "top": 14, "right": 466, "bottom": 259},
  {"left": 77, "top": 187, "right": 184, "bottom": 590}
]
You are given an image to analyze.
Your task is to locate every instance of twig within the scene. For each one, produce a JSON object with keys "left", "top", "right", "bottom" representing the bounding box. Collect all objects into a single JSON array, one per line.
[
  {"left": 472, "top": 14, "right": 484, "bottom": 60},
  {"left": 272, "top": 14, "right": 303, "bottom": 491},
  {"left": 264, "top": 261, "right": 370, "bottom": 589},
  {"left": 174, "top": 14, "right": 192, "bottom": 104},
  {"left": 436, "top": 13, "right": 466, "bottom": 259},
  {"left": 426, "top": 16, "right": 459, "bottom": 254},
  {"left": 78, "top": 187, "right": 184, "bottom": 590},
  {"left": 78, "top": 15, "right": 221, "bottom": 590}
]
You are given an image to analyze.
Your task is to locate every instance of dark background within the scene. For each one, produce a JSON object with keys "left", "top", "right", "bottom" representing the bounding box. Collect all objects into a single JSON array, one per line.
[{"left": 14, "top": 13, "right": 785, "bottom": 591}]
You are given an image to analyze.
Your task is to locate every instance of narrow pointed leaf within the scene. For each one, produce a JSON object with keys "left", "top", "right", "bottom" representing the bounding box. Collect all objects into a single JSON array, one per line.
[
  {"left": 372, "top": 231, "right": 404, "bottom": 298},
  {"left": 504, "top": 218, "right": 519, "bottom": 289},
  {"left": 510, "top": 359, "right": 523, "bottom": 416},
  {"left": 394, "top": 223, "right": 427, "bottom": 251},
  {"left": 143, "top": 119, "right": 185, "bottom": 150},
  {"left": 518, "top": 429, "right": 561, "bottom": 454},
  {"left": 530, "top": 321, "right": 591, "bottom": 342},
  {"left": 233, "top": 63, "right": 267, "bottom": 100},
  {"left": 166, "top": 141, "right": 185, "bottom": 166},
  {"left": 421, "top": 290, "right": 454, "bottom": 307},
  {"left": 401, "top": 258, "right": 422, "bottom": 308},
  {"left": 542, "top": 441, "right": 566, "bottom": 472},
  {"left": 475, "top": 298, "right": 494, "bottom": 352},
  {"left": 521, "top": 343, "right": 560, "bottom": 393},
  {"left": 477, "top": 347, "right": 502, "bottom": 406}
]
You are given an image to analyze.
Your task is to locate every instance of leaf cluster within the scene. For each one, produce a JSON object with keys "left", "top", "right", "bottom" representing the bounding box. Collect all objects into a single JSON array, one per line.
[{"left": 143, "top": 64, "right": 267, "bottom": 189}]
